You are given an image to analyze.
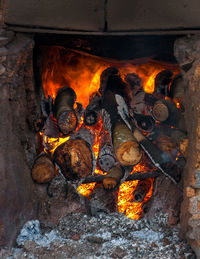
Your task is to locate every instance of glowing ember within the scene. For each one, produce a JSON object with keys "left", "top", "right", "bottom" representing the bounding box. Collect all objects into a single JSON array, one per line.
[
  {"left": 118, "top": 161, "right": 154, "bottom": 220},
  {"left": 43, "top": 136, "right": 70, "bottom": 154}
]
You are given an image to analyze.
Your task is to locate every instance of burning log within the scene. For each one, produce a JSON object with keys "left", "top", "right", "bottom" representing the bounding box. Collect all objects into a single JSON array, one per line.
[
  {"left": 54, "top": 87, "right": 77, "bottom": 135},
  {"left": 113, "top": 122, "right": 142, "bottom": 166},
  {"left": 54, "top": 128, "right": 94, "bottom": 180},
  {"left": 103, "top": 165, "right": 124, "bottom": 190},
  {"left": 133, "top": 179, "right": 152, "bottom": 202},
  {"left": 84, "top": 92, "right": 101, "bottom": 126},
  {"left": 32, "top": 153, "right": 55, "bottom": 183},
  {"left": 133, "top": 128, "right": 179, "bottom": 184},
  {"left": 97, "top": 130, "right": 116, "bottom": 172},
  {"left": 80, "top": 171, "right": 161, "bottom": 185},
  {"left": 131, "top": 112, "right": 155, "bottom": 132},
  {"left": 152, "top": 99, "right": 186, "bottom": 131},
  {"left": 100, "top": 67, "right": 143, "bottom": 166},
  {"left": 125, "top": 73, "right": 149, "bottom": 115},
  {"left": 154, "top": 70, "right": 173, "bottom": 97},
  {"left": 169, "top": 74, "right": 185, "bottom": 106}
]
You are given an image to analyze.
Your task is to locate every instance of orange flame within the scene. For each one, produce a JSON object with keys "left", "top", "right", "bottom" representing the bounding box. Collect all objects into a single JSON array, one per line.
[{"left": 41, "top": 46, "right": 180, "bottom": 220}]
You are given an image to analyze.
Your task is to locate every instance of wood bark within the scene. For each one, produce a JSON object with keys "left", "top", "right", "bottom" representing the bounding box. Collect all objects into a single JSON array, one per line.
[
  {"left": 113, "top": 122, "right": 142, "bottom": 166},
  {"left": 154, "top": 70, "right": 173, "bottom": 97},
  {"left": 152, "top": 99, "right": 186, "bottom": 132},
  {"left": 54, "top": 87, "right": 77, "bottom": 135},
  {"left": 84, "top": 92, "right": 101, "bottom": 126},
  {"left": 53, "top": 128, "right": 94, "bottom": 180},
  {"left": 124, "top": 73, "right": 150, "bottom": 115},
  {"left": 32, "top": 153, "right": 55, "bottom": 183},
  {"left": 169, "top": 74, "right": 185, "bottom": 106},
  {"left": 133, "top": 179, "right": 152, "bottom": 202},
  {"left": 133, "top": 128, "right": 179, "bottom": 184},
  {"left": 100, "top": 67, "right": 143, "bottom": 167},
  {"left": 97, "top": 130, "right": 116, "bottom": 172}
]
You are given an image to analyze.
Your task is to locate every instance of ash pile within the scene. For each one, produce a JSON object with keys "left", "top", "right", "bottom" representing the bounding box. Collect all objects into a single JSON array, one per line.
[{"left": 0, "top": 212, "right": 195, "bottom": 259}]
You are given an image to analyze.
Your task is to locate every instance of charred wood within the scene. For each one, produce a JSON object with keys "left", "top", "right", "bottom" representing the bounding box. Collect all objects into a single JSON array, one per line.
[
  {"left": 152, "top": 99, "right": 186, "bottom": 131},
  {"left": 54, "top": 87, "right": 77, "bottom": 135},
  {"left": 133, "top": 128, "right": 179, "bottom": 184},
  {"left": 133, "top": 179, "right": 152, "bottom": 202},
  {"left": 100, "top": 68, "right": 142, "bottom": 166},
  {"left": 154, "top": 70, "right": 173, "bottom": 97},
  {"left": 169, "top": 74, "right": 185, "bottom": 107},
  {"left": 84, "top": 92, "right": 101, "bottom": 126},
  {"left": 81, "top": 171, "right": 161, "bottom": 185},
  {"left": 32, "top": 152, "right": 55, "bottom": 183},
  {"left": 54, "top": 128, "right": 94, "bottom": 180},
  {"left": 97, "top": 130, "right": 116, "bottom": 172},
  {"left": 103, "top": 165, "right": 124, "bottom": 191}
]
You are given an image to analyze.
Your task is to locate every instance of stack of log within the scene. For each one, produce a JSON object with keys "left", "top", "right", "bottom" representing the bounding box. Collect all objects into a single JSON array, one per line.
[{"left": 32, "top": 66, "right": 187, "bottom": 205}]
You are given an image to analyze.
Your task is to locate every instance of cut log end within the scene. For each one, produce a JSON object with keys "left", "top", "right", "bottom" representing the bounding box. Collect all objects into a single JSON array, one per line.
[
  {"left": 116, "top": 141, "right": 142, "bottom": 166},
  {"left": 32, "top": 155, "right": 55, "bottom": 183},
  {"left": 84, "top": 110, "right": 98, "bottom": 126},
  {"left": 58, "top": 111, "right": 77, "bottom": 135},
  {"left": 152, "top": 102, "right": 169, "bottom": 122},
  {"left": 54, "top": 138, "right": 93, "bottom": 180},
  {"left": 103, "top": 166, "right": 124, "bottom": 190}
]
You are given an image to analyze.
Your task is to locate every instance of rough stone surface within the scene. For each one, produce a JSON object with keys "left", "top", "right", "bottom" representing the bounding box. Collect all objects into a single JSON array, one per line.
[
  {"left": 0, "top": 212, "right": 196, "bottom": 258},
  {"left": 174, "top": 35, "right": 200, "bottom": 258},
  {"left": 0, "top": 33, "right": 40, "bottom": 246}
]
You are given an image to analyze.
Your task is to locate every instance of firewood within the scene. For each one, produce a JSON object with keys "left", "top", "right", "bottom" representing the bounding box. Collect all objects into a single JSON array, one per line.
[
  {"left": 133, "top": 179, "right": 152, "bottom": 202},
  {"left": 124, "top": 73, "right": 149, "bottom": 115},
  {"left": 156, "top": 135, "right": 177, "bottom": 154},
  {"left": 100, "top": 67, "right": 143, "bottom": 166},
  {"left": 131, "top": 112, "right": 155, "bottom": 132},
  {"left": 132, "top": 128, "right": 179, "bottom": 184},
  {"left": 169, "top": 74, "right": 185, "bottom": 106},
  {"left": 152, "top": 99, "right": 186, "bottom": 132},
  {"left": 103, "top": 165, "right": 124, "bottom": 190},
  {"left": 152, "top": 100, "right": 169, "bottom": 122},
  {"left": 97, "top": 130, "right": 116, "bottom": 172},
  {"left": 84, "top": 92, "right": 101, "bottom": 126},
  {"left": 54, "top": 87, "right": 77, "bottom": 135},
  {"left": 32, "top": 153, "right": 55, "bottom": 183},
  {"left": 113, "top": 122, "right": 142, "bottom": 166},
  {"left": 54, "top": 128, "right": 94, "bottom": 180},
  {"left": 80, "top": 171, "right": 161, "bottom": 185},
  {"left": 154, "top": 70, "right": 173, "bottom": 97}
]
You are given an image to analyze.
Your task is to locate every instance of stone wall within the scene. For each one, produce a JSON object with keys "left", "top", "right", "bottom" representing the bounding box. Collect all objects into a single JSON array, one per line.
[
  {"left": 0, "top": 32, "right": 40, "bottom": 246},
  {"left": 174, "top": 35, "right": 200, "bottom": 257}
]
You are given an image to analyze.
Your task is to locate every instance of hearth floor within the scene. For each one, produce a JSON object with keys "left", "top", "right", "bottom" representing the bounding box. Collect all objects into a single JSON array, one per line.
[{"left": 0, "top": 212, "right": 195, "bottom": 259}]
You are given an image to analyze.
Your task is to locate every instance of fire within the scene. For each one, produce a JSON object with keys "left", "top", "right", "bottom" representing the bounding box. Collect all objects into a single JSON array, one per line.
[
  {"left": 42, "top": 47, "right": 179, "bottom": 108},
  {"left": 118, "top": 162, "right": 154, "bottom": 220},
  {"left": 41, "top": 47, "right": 180, "bottom": 220}
]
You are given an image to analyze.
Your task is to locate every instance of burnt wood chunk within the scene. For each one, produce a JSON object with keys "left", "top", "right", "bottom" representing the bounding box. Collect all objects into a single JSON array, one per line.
[
  {"left": 154, "top": 70, "right": 173, "bottom": 97},
  {"left": 133, "top": 179, "right": 152, "bottom": 202},
  {"left": 97, "top": 130, "right": 116, "bottom": 172},
  {"left": 32, "top": 153, "right": 55, "bottom": 183},
  {"left": 84, "top": 92, "right": 101, "bottom": 126},
  {"left": 152, "top": 99, "right": 186, "bottom": 132},
  {"left": 54, "top": 128, "right": 94, "bottom": 180},
  {"left": 103, "top": 165, "right": 124, "bottom": 190},
  {"left": 100, "top": 67, "right": 143, "bottom": 167},
  {"left": 54, "top": 87, "right": 77, "bottom": 135}
]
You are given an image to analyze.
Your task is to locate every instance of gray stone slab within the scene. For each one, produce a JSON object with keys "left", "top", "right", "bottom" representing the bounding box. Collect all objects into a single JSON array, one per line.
[
  {"left": 107, "top": 0, "right": 200, "bottom": 31},
  {"left": 5, "top": 0, "right": 104, "bottom": 31}
]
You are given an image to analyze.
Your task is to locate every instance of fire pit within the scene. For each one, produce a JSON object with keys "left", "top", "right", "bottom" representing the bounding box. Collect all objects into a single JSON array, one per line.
[{"left": 1, "top": 0, "right": 200, "bottom": 257}]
